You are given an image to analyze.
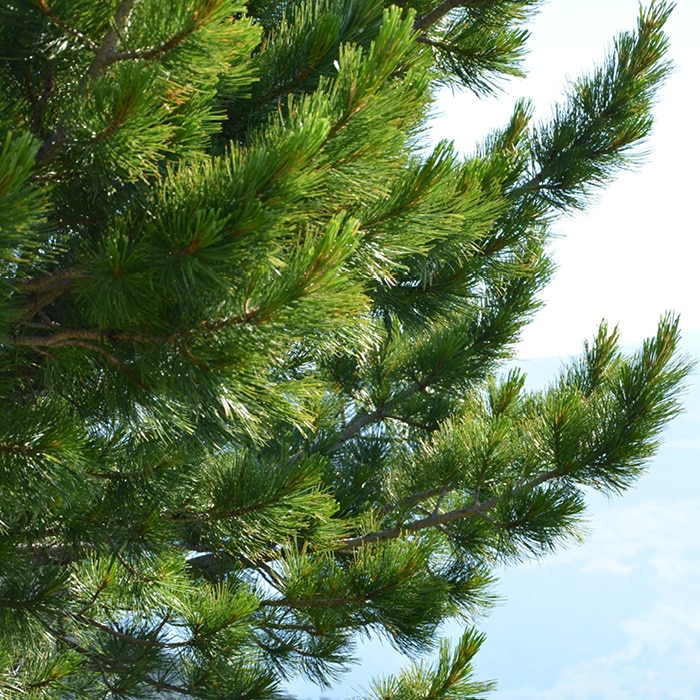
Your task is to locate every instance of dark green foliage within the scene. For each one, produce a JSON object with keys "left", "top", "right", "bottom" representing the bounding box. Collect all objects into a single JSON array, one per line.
[{"left": 0, "top": 0, "right": 689, "bottom": 698}]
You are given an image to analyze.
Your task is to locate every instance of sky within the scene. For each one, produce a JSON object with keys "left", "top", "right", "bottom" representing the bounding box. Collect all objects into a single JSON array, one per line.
[
  {"left": 433, "top": 0, "right": 700, "bottom": 360},
  {"left": 287, "top": 1, "right": 700, "bottom": 698},
  {"left": 467, "top": 341, "right": 700, "bottom": 700}
]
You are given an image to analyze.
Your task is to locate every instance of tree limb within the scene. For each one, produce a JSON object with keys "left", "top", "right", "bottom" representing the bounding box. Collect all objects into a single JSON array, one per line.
[
  {"left": 338, "top": 467, "right": 562, "bottom": 549},
  {"left": 86, "top": 0, "right": 138, "bottom": 80}
]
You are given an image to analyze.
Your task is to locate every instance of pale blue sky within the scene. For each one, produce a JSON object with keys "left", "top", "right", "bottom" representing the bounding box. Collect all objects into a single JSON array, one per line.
[
  {"left": 469, "top": 332, "right": 700, "bottom": 700},
  {"left": 286, "top": 1, "right": 700, "bottom": 698}
]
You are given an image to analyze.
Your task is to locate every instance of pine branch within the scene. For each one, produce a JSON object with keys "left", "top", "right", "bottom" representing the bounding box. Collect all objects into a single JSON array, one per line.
[
  {"left": 10, "top": 328, "right": 157, "bottom": 348},
  {"left": 415, "top": 34, "right": 457, "bottom": 52},
  {"left": 65, "top": 611, "right": 190, "bottom": 650},
  {"left": 260, "top": 628, "right": 324, "bottom": 659},
  {"left": 2, "top": 1, "right": 683, "bottom": 695},
  {"left": 15, "top": 271, "right": 91, "bottom": 329},
  {"left": 106, "top": 3, "right": 219, "bottom": 64},
  {"left": 385, "top": 413, "right": 433, "bottom": 431},
  {"left": 42, "top": 622, "right": 194, "bottom": 696},
  {"left": 250, "top": 61, "right": 324, "bottom": 111},
  {"left": 338, "top": 467, "right": 562, "bottom": 549},
  {"left": 22, "top": 543, "right": 81, "bottom": 566},
  {"left": 304, "top": 377, "right": 436, "bottom": 461},
  {"left": 26, "top": 71, "right": 57, "bottom": 137},
  {"left": 34, "top": 0, "right": 137, "bottom": 165},
  {"left": 378, "top": 487, "right": 447, "bottom": 517},
  {"left": 9, "top": 334, "right": 152, "bottom": 389},
  {"left": 35, "top": 124, "right": 66, "bottom": 165},
  {"left": 264, "top": 621, "right": 319, "bottom": 633},
  {"left": 259, "top": 582, "right": 396, "bottom": 610}
]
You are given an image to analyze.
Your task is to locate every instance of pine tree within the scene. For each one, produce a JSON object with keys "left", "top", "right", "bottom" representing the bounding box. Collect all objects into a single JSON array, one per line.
[{"left": 0, "top": 0, "right": 690, "bottom": 697}]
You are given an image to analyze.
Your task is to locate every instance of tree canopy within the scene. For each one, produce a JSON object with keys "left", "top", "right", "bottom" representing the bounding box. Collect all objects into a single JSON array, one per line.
[{"left": 0, "top": 0, "right": 690, "bottom": 698}]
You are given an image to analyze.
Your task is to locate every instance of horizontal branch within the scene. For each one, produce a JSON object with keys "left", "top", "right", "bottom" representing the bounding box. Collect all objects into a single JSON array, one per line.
[
  {"left": 378, "top": 486, "right": 447, "bottom": 517},
  {"left": 16, "top": 268, "right": 91, "bottom": 294},
  {"left": 295, "top": 376, "right": 435, "bottom": 463},
  {"left": 9, "top": 327, "right": 165, "bottom": 349},
  {"left": 109, "top": 20, "right": 202, "bottom": 63},
  {"left": 338, "top": 467, "right": 562, "bottom": 549},
  {"left": 67, "top": 611, "right": 193, "bottom": 650},
  {"left": 260, "top": 580, "right": 397, "bottom": 610},
  {"left": 43, "top": 620, "right": 194, "bottom": 696}
]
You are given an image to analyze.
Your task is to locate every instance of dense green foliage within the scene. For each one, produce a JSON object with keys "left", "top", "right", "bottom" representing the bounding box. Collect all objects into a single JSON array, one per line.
[{"left": 0, "top": 0, "right": 689, "bottom": 697}]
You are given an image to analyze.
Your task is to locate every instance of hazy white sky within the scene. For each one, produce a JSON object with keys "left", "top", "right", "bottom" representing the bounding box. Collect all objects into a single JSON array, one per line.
[{"left": 434, "top": 0, "right": 700, "bottom": 360}]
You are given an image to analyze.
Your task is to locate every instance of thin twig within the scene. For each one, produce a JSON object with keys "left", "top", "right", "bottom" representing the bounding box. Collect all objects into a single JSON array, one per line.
[
  {"left": 42, "top": 621, "right": 194, "bottom": 696},
  {"left": 67, "top": 611, "right": 194, "bottom": 650},
  {"left": 414, "top": 0, "right": 486, "bottom": 32},
  {"left": 385, "top": 413, "right": 433, "bottom": 431},
  {"left": 36, "top": 0, "right": 99, "bottom": 50}
]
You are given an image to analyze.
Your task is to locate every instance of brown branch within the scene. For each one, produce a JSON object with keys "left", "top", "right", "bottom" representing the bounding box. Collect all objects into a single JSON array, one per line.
[
  {"left": 44, "top": 624, "right": 119, "bottom": 670},
  {"left": 250, "top": 65, "right": 317, "bottom": 111},
  {"left": 29, "top": 72, "right": 56, "bottom": 136},
  {"left": 335, "top": 405, "right": 387, "bottom": 447},
  {"left": 415, "top": 34, "right": 457, "bottom": 52},
  {"left": 308, "top": 375, "right": 435, "bottom": 458},
  {"left": 338, "top": 467, "right": 562, "bottom": 550},
  {"left": 35, "top": 124, "right": 66, "bottom": 165},
  {"left": 260, "top": 628, "right": 325, "bottom": 659},
  {"left": 10, "top": 329, "right": 98, "bottom": 347},
  {"left": 187, "top": 467, "right": 556, "bottom": 577},
  {"left": 506, "top": 171, "right": 545, "bottom": 201},
  {"left": 385, "top": 413, "right": 433, "bottom": 431},
  {"left": 14, "top": 270, "right": 89, "bottom": 327},
  {"left": 264, "top": 621, "right": 318, "bottom": 633},
  {"left": 173, "top": 490, "right": 292, "bottom": 525},
  {"left": 77, "top": 555, "right": 119, "bottom": 613},
  {"left": 193, "top": 306, "right": 263, "bottom": 333},
  {"left": 109, "top": 23, "right": 200, "bottom": 63},
  {"left": 186, "top": 551, "right": 229, "bottom": 576},
  {"left": 35, "top": 1, "right": 137, "bottom": 165},
  {"left": 66, "top": 611, "right": 195, "bottom": 650},
  {"left": 43, "top": 622, "right": 193, "bottom": 696},
  {"left": 378, "top": 487, "right": 446, "bottom": 517},
  {"left": 24, "top": 543, "right": 79, "bottom": 566},
  {"left": 10, "top": 332, "right": 152, "bottom": 389},
  {"left": 34, "top": 0, "right": 203, "bottom": 167},
  {"left": 86, "top": 0, "right": 138, "bottom": 80},
  {"left": 282, "top": 375, "right": 435, "bottom": 471},
  {"left": 259, "top": 582, "right": 394, "bottom": 610},
  {"left": 10, "top": 328, "right": 160, "bottom": 348}
]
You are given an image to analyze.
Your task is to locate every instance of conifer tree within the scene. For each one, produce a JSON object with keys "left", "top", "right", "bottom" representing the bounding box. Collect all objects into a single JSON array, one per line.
[{"left": 0, "top": 0, "right": 690, "bottom": 698}]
